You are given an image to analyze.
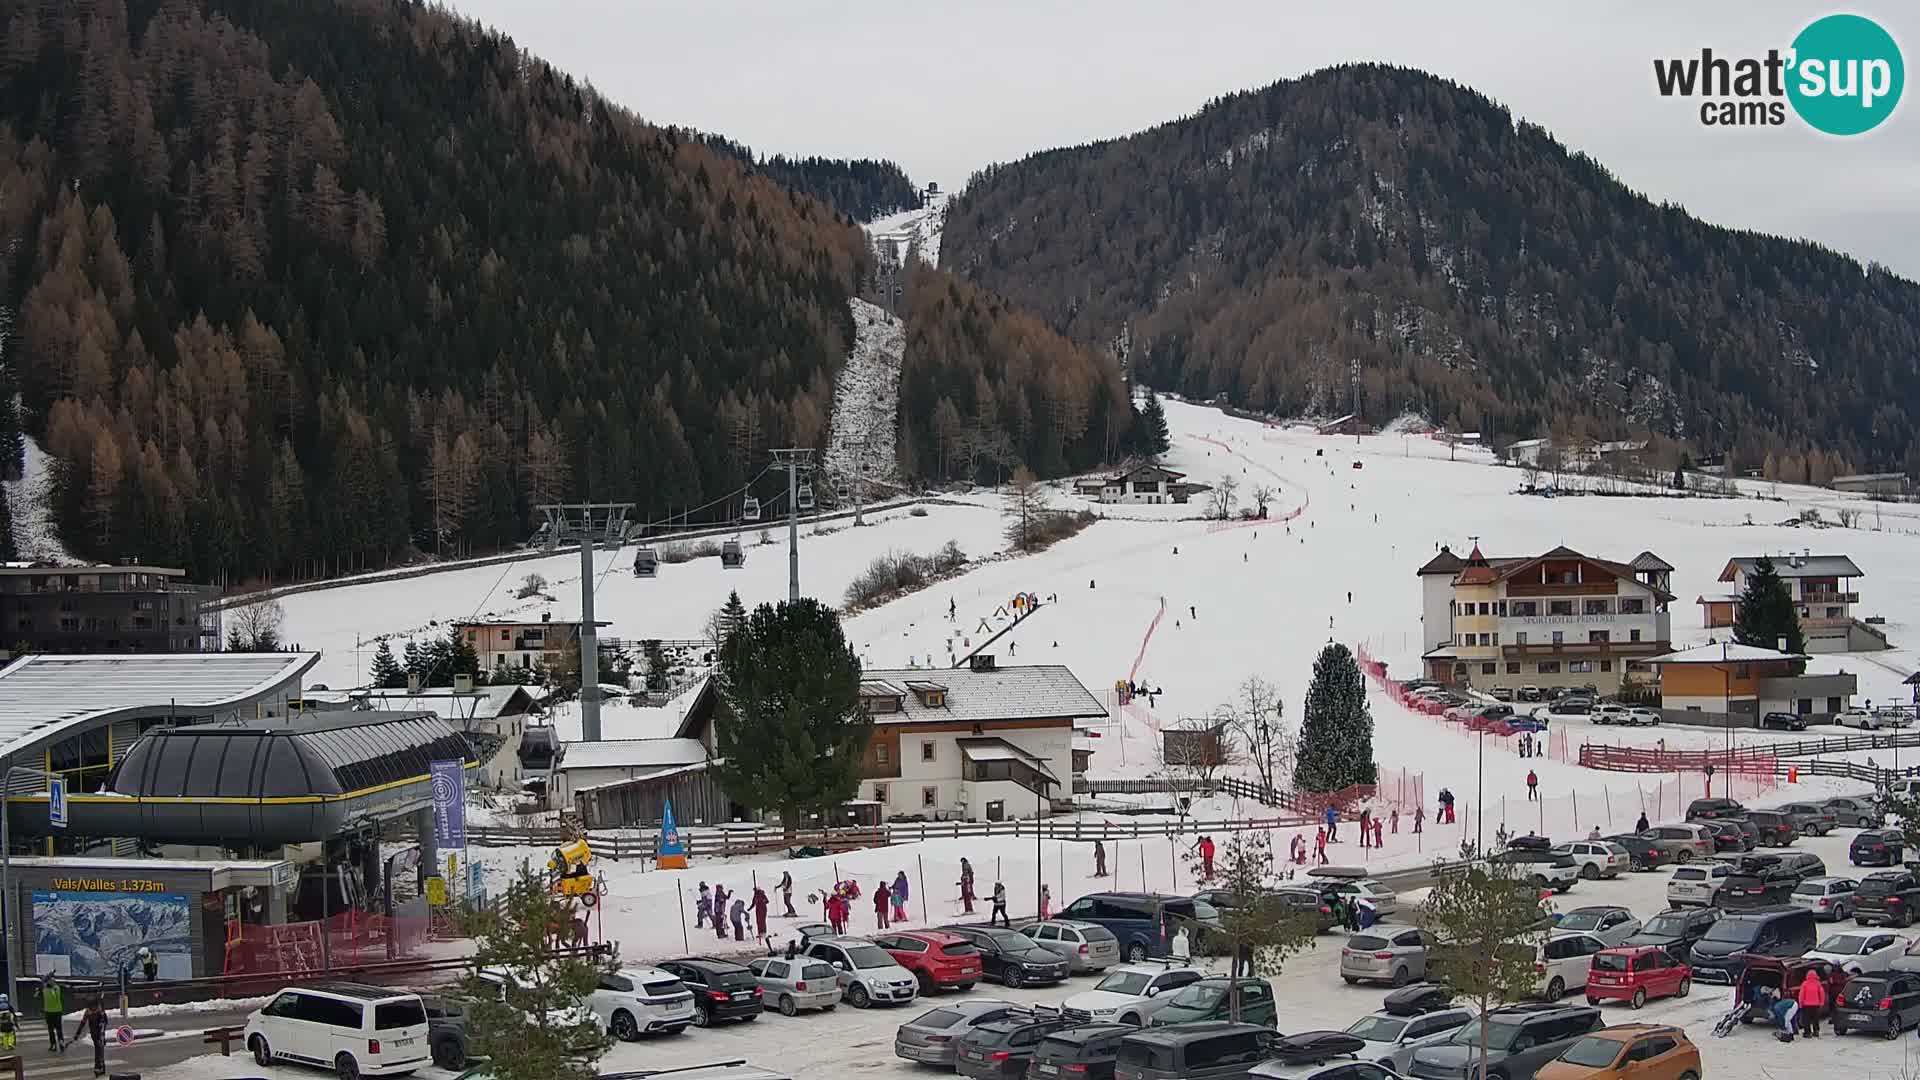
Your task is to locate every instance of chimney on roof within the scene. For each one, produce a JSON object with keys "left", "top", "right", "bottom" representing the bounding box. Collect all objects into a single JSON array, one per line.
[
  {"left": 407, "top": 672, "right": 423, "bottom": 693},
  {"left": 970, "top": 654, "right": 997, "bottom": 672},
  {"left": 542, "top": 611, "right": 551, "bottom": 622}
]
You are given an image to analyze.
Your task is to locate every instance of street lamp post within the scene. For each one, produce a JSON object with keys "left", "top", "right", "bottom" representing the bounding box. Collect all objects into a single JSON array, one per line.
[{"left": 1476, "top": 726, "right": 1485, "bottom": 856}]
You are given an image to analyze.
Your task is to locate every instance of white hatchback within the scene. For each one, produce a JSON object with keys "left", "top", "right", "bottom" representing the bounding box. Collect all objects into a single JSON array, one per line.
[
  {"left": 587, "top": 966, "right": 697, "bottom": 1039},
  {"left": 246, "top": 984, "right": 430, "bottom": 1077},
  {"left": 1667, "top": 862, "right": 1731, "bottom": 907}
]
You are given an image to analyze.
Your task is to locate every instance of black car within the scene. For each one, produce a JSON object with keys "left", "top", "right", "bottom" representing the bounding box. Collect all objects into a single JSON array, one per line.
[
  {"left": 658, "top": 957, "right": 764, "bottom": 1025},
  {"left": 1761, "top": 711, "right": 1808, "bottom": 731},
  {"left": 1832, "top": 973, "right": 1920, "bottom": 1038},
  {"left": 1030, "top": 1022, "right": 1129, "bottom": 1080},
  {"left": 1714, "top": 865, "right": 1800, "bottom": 911},
  {"left": 1775, "top": 852, "right": 1828, "bottom": 881},
  {"left": 1851, "top": 830, "right": 1907, "bottom": 867},
  {"left": 1743, "top": 811, "right": 1797, "bottom": 847},
  {"left": 1852, "top": 870, "right": 1920, "bottom": 927},
  {"left": 1687, "top": 798, "right": 1746, "bottom": 821},
  {"left": 1722, "top": 817, "right": 1763, "bottom": 850},
  {"left": 1270, "top": 887, "right": 1340, "bottom": 932},
  {"left": 1624, "top": 907, "right": 1721, "bottom": 960},
  {"left": 954, "top": 1009, "right": 1074, "bottom": 1079},
  {"left": 1383, "top": 982, "right": 1456, "bottom": 1016},
  {"left": 1704, "top": 820, "right": 1752, "bottom": 853},
  {"left": 941, "top": 926, "right": 1070, "bottom": 988},
  {"left": 1826, "top": 797, "right": 1882, "bottom": 829},
  {"left": 1602, "top": 832, "right": 1670, "bottom": 871},
  {"left": 421, "top": 995, "right": 472, "bottom": 1070}
]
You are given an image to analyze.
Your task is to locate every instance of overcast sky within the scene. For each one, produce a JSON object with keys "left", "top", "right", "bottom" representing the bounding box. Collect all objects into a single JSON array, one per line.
[{"left": 449, "top": 1, "right": 1919, "bottom": 279}]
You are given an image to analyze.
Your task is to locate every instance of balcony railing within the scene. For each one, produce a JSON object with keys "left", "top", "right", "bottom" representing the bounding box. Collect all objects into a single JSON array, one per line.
[
  {"left": 1799, "top": 591, "right": 1859, "bottom": 604},
  {"left": 1505, "top": 580, "right": 1620, "bottom": 597},
  {"left": 1501, "top": 640, "right": 1666, "bottom": 658}
]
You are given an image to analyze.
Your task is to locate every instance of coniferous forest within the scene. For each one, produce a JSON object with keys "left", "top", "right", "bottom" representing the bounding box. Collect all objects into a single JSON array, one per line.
[
  {"left": 688, "top": 133, "right": 922, "bottom": 222},
  {"left": 0, "top": 0, "right": 869, "bottom": 581},
  {"left": 943, "top": 64, "right": 1920, "bottom": 476}
]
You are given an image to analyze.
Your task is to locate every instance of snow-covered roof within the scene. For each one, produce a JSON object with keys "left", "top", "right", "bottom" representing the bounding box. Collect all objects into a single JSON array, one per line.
[
  {"left": 1645, "top": 643, "right": 1808, "bottom": 665},
  {"left": 0, "top": 652, "right": 318, "bottom": 759},
  {"left": 1835, "top": 473, "right": 1906, "bottom": 483},
  {"left": 554, "top": 737, "right": 709, "bottom": 772},
  {"left": 1721, "top": 556, "right": 1864, "bottom": 581},
  {"left": 860, "top": 664, "right": 1106, "bottom": 726},
  {"left": 573, "top": 760, "right": 710, "bottom": 793}
]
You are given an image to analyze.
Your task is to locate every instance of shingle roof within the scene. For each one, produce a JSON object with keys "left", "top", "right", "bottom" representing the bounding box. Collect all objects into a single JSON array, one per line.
[
  {"left": 860, "top": 664, "right": 1106, "bottom": 725},
  {"left": 1721, "top": 555, "right": 1864, "bottom": 581},
  {"left": 1415, "top": 547, "right": 1466, "bottom": 576},
  {"left": 0, "top": 652, "right": 318, "bottom": 760},
  {"left": 1630, "top": 552, "right": 1675, "bottom": 573},
  {"left": 554, "top": 737, "right": 710, "bottom": 772},
  {"left": 1646, "top": 643, "right": 1808, "bottom": 665}
]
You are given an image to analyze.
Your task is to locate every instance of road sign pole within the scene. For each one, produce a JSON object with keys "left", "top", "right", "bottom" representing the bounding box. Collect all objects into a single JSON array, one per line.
[{"left": 0, "top": 754, "right": 12, "bottom": 1016}]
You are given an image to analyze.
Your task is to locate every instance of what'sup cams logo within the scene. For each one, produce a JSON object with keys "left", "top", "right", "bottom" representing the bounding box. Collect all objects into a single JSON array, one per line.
[{"left": 1654, "top": 13, "right": 1904, "bottom": 134}]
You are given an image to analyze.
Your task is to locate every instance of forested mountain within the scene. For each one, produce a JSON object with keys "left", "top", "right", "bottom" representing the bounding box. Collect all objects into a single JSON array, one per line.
[
  {"left": 943, "top": 64, "right": 1920, "bottom": 476},
  {"left": 0, "top": 0, "right": 868, "bottom": 581},
  {"left": 898, "top": 265, "right": 1133, "bottom": 483},
  {"left": 689, "top": 133, "right": 921, "bottom": 222}
]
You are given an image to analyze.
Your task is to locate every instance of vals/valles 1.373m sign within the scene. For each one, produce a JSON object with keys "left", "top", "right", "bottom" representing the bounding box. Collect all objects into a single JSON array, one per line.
[{"left": 1654, "top": 13, "right": 1904, "bottom": 134}]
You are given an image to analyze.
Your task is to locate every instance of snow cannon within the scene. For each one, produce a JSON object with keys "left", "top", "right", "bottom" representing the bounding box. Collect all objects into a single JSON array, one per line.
[{"left": 549, "top": 838, "right": 600, "bottom": 903}]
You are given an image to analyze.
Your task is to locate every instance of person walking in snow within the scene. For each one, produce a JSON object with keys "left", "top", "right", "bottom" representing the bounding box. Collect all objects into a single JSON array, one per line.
[
  {"left": 779, "top": 871, "right": 796, "bottom": 917},
  {"left": 959, "top": 858, "right": 977, "bottom": 914},
  {"left": 892, "top": 870, "right": 910, "bottom": 923},
  {"left": 1636, "top": 811, "right": 1650, "bottom": 833},
  {"left": 873, "top": 881, "right": 892, "bottom": 930},
  {"left": 990, "top": 882, "right": 1010, "bottom": 927},
  {"left": 710, "top": 884, "right": 728, "bottom": 938},
  {"left": 1094, "top": 840, "right": 1108, "bottom": 877},
  {"left": 1315, "top": 828, "right": 1329, "bottom": 864},
  {"left": 1323, "top": 805, "right": 1339, "bottom": 841},
  {"left": 1372, "top": 819, "right": 1383, "bottom": 848},
  {"left": 696, "top": 882, "right": 711, "bottom": 928},
  {"left": 949, "top": 598, "right": 956, "bottom": 619},
  {"left": 751, "top": 886, "right": 769, "bottom": 938},
  {"left": 1526, "top": 769, "right": 1539, "bottom": 802},
  {"left": 1797, "top": 968, "right": 1828, "bottom": 1037},
  {"left": 1039, "top": 884, "right": 1052, "bottom": 919},
  {"left": 1359, "top": 808, "right": 1371, "bottom": 846},
  {"left": 730, "top": 896, "right": 747, "bottom": 941},
  {"left": 82, "top": 997, "right": 107, "bottom": 1076},
  {"left": 1413, "top": 806, "right": 1424, "bottom": 834},
  {"left": 1189, "top": 605, "right": 1196, "bottom": 619},
  {"left": 1390, "top": 807, "right": 1400, "bottom": 834}
]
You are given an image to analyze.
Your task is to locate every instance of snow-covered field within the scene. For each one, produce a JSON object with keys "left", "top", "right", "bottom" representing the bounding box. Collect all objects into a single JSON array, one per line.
[
  {"left": 822, "top": 298, "right": 906, "bottom": 494},
  {"left": 3, "top": 431, "right": 77, "bottom": 563},
  {"left": 867, "top": 189, "right": 948, "bottom": 268}
]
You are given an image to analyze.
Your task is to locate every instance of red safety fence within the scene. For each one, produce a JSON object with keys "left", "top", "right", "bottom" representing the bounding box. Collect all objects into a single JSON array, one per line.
[
  {"left": 1578, "top": 744, "right": 1782, "bottom": 774},
  {"left": 224, "top": 898, "right": 432, "bottom": 976}
]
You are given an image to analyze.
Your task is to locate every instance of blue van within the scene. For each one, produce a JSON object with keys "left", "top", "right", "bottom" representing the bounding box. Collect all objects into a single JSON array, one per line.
[{"left": 1056, "top": 892, "right": 1201, "bottom": 962}]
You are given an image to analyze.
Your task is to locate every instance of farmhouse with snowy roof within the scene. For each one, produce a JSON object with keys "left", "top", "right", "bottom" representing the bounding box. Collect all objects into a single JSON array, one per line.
[
  {"left": 1698, "top": 552, "right": 1889, "bottom": 653},
  {"left": 1416, "top": 543, "right": 1674, "bottom": 696},
  {"left": 1088, "top": 463, "right": 1206, "bottom": 505},
  {"left": 1646, "top": 641, "right": 1856, "bottom": 723}
]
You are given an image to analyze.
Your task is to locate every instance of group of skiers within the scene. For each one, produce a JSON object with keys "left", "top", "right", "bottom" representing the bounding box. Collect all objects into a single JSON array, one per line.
[
  {"left": 1516, "top": 731, "right": 1542, "bottom": 758},
  {"left": 695, "top": 881, "right": 772, "bottom": 942}
]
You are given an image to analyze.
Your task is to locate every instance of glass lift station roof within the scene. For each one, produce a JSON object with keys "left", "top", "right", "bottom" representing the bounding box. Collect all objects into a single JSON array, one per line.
[{"left": 44, "top": 713, "right": 477, "bottom": 847}]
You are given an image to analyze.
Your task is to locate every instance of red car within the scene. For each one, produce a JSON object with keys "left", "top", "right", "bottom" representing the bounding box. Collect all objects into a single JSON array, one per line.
[
  {"left": 874, "top": 930, "right": 982, "bottom": 992},
  {"left": 1585, "top": 946, "right": 1691, "bottom": 1009}
]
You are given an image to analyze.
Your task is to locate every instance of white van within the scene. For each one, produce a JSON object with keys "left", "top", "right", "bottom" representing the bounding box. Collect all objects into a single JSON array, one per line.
[{"left": 245, "top": 983, "right": 430, "bottom": 1077}]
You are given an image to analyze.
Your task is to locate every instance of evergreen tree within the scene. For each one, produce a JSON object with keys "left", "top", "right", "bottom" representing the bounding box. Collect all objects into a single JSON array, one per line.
[
  {"left": 401, "top": 638, "right": 425, "bottom": 684},
  {"left": 1732, "top": 556, "right": 1806, "bottom": 660},
  {"left": 369, "top": 639, "right": 405, "bottom": 689},
  {"left": 435, "top": 625, "right": 482, "bottom": 687},
  {"left": 1419, "top": 851, "right": 1554, "bottom": 1079},
  {"left": 642, "top": 640, "right": 671, "bottom": 692},
  {"left": 457, "top": 866, "right": 610, "bottom": 1080},
  {"left": 0, "top": 488, "right": 13, "bottom": 562},
  {"left": 720, "top": 591, "right": 748, "bottom": 644},
  {"left": 1135, "top": 393, "right": 1171, "bottom": 459},
  {"left": 1293, "top": 642, "right": 1377, "bottom": 792},
  {"left": 712, "top": 598, "right": 870, "bottom": 830}
]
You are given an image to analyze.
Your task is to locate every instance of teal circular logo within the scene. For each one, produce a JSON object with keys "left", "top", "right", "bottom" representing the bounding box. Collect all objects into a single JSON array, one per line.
[{"left": 1787, "top": 14, "right": 1904, "bottom": 135}]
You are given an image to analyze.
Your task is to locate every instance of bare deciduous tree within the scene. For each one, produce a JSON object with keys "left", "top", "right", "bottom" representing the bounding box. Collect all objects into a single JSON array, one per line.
[
  {"left": 1250, "top": 484, "right": 1276, "bottom": 517},
  {"left": 1209, "top": 474, "right": 1240, "bottom": 520},
  {"left": 1219, "top": 676, "right": 1292, "bottom": 802},
  {"left": 226, "top": 597, "right": 285, "bottom": 651},
  {"left": 1004, "top": 466, "right": 1051, "bottom": 551},
  {"left": 1155, "top": 719, "right": 1240, "bottom": 815}
]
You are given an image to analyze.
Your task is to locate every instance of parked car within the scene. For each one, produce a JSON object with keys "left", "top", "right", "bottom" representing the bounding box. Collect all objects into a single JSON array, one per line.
[
  {"left": 1598, "top": 834, "right": 1667, "bottom": 872},
  {"left": 1832, "top": 972, "right": 1920, "bottom": 1037},
  {"left": 421, "top": 996, "right": 472, "bottom": 1071},
  {"left": 1742, "top": 810, "right": 1797, "bottom": 846},
  {"left": 1723, "top": 955, "right": 1842, "bottom": 1026},
  {"left": 1683, "top": 906, "right": 1818, "bottom": 985},
  {"left": 1805, "top": 929, "right": 1905, "bottom": 973},
  {"left": 1146, "top": 977, "right": 1278, "bottom": 1028},
  {"left": 1851, "top": 829, "right": 1907, "bottom": 867},
  {"left": 1824, "top": 796, "right": 1882, "bottom": 828},
  {"left": 244, "top": 984, "right": 431, "bottom": 1077},
  {"left": 1030, "top": 1022, "right": 1130, "bottom": 1080},
  {"left": 1713, "top": 863, "right": 1801, "bottom": 911},
  {"left": 1774, "top": 851, "right": 1828, "bottom": 881},
  {"left": 1247, "top": 1031, "right": 1384, "bottom": 1080},
  {"left": 1761, "top": 710, "right": 1809, "bottom": 731},
  {"left": 744, "top": 956, "right": 842, "bottom": 1016},
  {"left": 1537, "top": 1023, "right": 1702, "bottom": 1080},
  {"left": 1583, "top": 946, "right": 1691, "bottom": 1009},
  {"left": 1837, "top": 706, "right": 1883, "bottom": 729},
  {"left": 803, "top": 937, "right": 920, "bottom": 1008},
  {"left": 1061, "top": 964, "right": 1206, "bottom": 1026},
  {"left": 1304, "top": 867, "right": 1401, "bottom": 917},
  {"left": 1115, "top": 1021, "right": 1275, "bottom": 1080},
  {"left": 659, "top": 958, "right": 765, "bottom": 1026},
  {"left": 1791, "top": 876, "right": 1860, "bottom": 921},
  {"left": 873, "top": 929, "right": 982, "bottom": 992},
  {"left": 1490, "top": 848, "right": 1581, "bottom": 893},
  {"left": 1019, "top": 919, "right": 1122, "bottom": 973},
  {"left": 1405, "top": 1003, "right": 1603, "bottom": 1080},
  {"left": 1852, "top": 869, "right": 1920, "bottom": 927},
  {"left": 1623, "top": 908, "right": 1721, "bottom": 960},
  {"left": 940, "top": 926, "right": 1071, "bottom": 988},
  {"left": 1553, "top": 907, "right": 1641, "bottom": 946},
  {"left": 1536, "top": 933, "right": 1611, "bottom": 1000},
  {"left": 1875, "top": 707, "right": 1915, "bottom": 729},
  {"left": 1665, "top": 862, "right": 1730, "bottom": 908},
  {"left": 1342, "top": 1007, "right": 1474, "bottom": 1073},
  {"left": 954, "top": 1009, "right": 1075, "bottom": 1079},
  {"left": 586, "top": 966, "right": 697, "bottom": 1038},
  {"left": 1591, "top": 704, "right": 1631, "bottom": 726},
  {"left": 1702, "top": 820, "right": 1752, "bottom": 854},
  {"left": 1340, "top": 927, "right": 1435, "bottom": 987},
  {"left": 1685, "top": 797, "right": 1746, "bottom": 821},
  {"left": 894, "top": 999, "right": 1022, "bottom": 1067},
  {"left": 1777, "top": 802, "right": 1835, "bottom": 836},
  {"left": 1519, "top": 686, "right": 1544, "bottom": 702},
  {"left": 1645, "top": 823, "right": 1715, "bottom": 863},
  {"left": 1193, "top": 886, "right": 1336, "bottom": 933},
  {"left": 1056, "top": 893, "right": 1203, "bottom": 962},
  {"left": 1551, "top": 842, "right": 1631, "bottom": 881},
  {"left": 1719, "top": 817, "right": 1762, "bottom": 850},
  {"left": 1490, "top": 686, "right": 1515, "bottom": 702},
  {"left": 1622, "top": 707, "right": 1660, "bottom": 727},
  {"left": 1382, "top": 983, "right": 1458, "bottom": 1017}
]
